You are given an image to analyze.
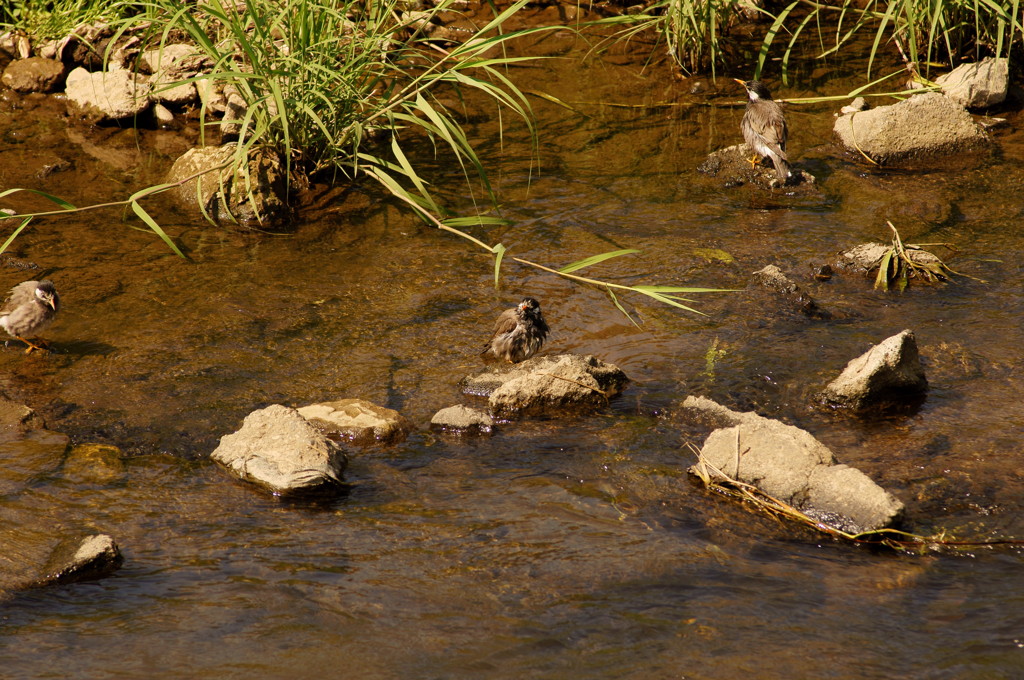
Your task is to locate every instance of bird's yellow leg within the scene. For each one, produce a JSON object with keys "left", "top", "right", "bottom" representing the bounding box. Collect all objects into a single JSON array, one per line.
[
  {"left": 746, "top": 154, "right": 762, "bottom": 169},
  {"left": 16, "top": 336, "right": 48, "bottom": 353}
]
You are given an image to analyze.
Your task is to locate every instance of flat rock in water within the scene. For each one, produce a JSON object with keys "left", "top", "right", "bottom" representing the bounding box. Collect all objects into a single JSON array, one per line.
[
  {"left": 698, "top": 143, "right": 816, "bottom": 191},
  {"left": 463, "top": 353, "right": 629, "bottom": 418},
  {"left": 39, "top": 534, "right": 124, "bottom": 586},
  {"left": 297, "top": 398, "right": 412, "bottom": 445},
  {"left": 833, "top": 92, "right": 989, "bottom": 164},
  {"left": 819, "top": 329, "right": 928, "bottom": 409},
  {"left": 683, "top": 396, "right": 904, "bottom": 533},
  {"left": 750, "top": 264, "right": 831, "bottom": 319},
  {"left": 64, "top": 67, "right": 151, "bottom": 122},
  {"left": 430, "top": 404, "right": 494, "bottom": 435},
  {"left": 211, "top": 404, "right": 346, "bottom": 495}
]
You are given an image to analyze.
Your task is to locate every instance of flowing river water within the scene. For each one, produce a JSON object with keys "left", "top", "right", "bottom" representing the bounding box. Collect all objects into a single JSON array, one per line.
[{"left": 1, "top": 15, "right": 1023, "bottom": 679}]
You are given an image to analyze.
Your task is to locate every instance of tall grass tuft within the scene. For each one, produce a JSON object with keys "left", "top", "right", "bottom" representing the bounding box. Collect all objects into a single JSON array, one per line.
[{"left": 117, "top": 0, "right": 553, "bottom": 219}]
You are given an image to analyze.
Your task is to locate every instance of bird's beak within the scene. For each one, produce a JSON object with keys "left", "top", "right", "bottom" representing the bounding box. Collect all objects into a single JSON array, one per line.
[
  {"left": 47, "top": 300, "right": 56, "bottom": 310},
  {"left": 733, "top": 78, "right": 746, "bottom": 87}
]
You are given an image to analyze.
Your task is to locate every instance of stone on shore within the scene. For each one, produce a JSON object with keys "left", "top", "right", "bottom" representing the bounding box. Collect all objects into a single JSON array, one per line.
[
  {"left": 1, "top": 57, "right": 66, "bottom": 93},
  {"left": 65, "top": 67, "right": 152, "bottom": 122}
]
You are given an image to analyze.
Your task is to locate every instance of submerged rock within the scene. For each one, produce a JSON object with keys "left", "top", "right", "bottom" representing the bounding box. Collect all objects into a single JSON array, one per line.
[
  {"left": 463, "top": 353, "right": 629, "bottom": 418},
  {"left": 936, "top": 58, "right": 1008, "bottom": 109},
  {"left": 698, "top": 143, "right": 816, "bottom": 191},
  {"left": 166, "top": 145, "right": 289, "bottom": 226},
  {"left": 211, "top": 404, "right": 346, "bottom": 495},
  {"left": 683, "top": 396, "right": 904, "bottom": 533},
  {"left": 64, "top": 67, "right": 152, "bottom": 122},
  {"left": 1, "top": 57, "right": 66, "bottom": 93},
  {"left": 297, "top": 399, "right": 412, "bottom": 445},
  {"left": 833, "top": 92, "right": 989, "bottom": 164},
  {"left": 750, "top": 264, "right": 831, "bottom": 319},
  {"left": 819, "top": 329, "right": 928, "bottom": 410},
  {"left": 430, "top": 404, "right": 494, "bottom": 435},
  {"left": 40, "top": 534, "right": 124, "bottom": 586}
]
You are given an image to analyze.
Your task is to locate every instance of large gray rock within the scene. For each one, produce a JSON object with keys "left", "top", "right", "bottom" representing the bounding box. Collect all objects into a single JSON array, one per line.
[
  {"left": 211, "top": 404, "right": 346, "bottom": 495},
  {"left": 64, "top": 67, "right": 152, "bottom": 122},
  {"left": 430, "top": 404, "right": 494, "bottom": 435},
  {"left": 297, "top": 399, "right": 412, "bottom": 445},
  {"left": 1, "top": 57, "right": 65, "bottom": 93},
  {"left": 166, "top": 145, "right": 289, "bottom": 226},
  {"left": 683, "top": 396, "right": 904, "bottom": 533},
  {"left": 936, "top": 58, "right": 1008, "bottom": 109},
  {"left": 819, "top": 329, "right": 927, "bottom": 409},
  {"left": 463, "top": 353, "right": 629, "bottom": 418},
  {"left": 833, "top": 92, "right": 989, "bottom": 164}
]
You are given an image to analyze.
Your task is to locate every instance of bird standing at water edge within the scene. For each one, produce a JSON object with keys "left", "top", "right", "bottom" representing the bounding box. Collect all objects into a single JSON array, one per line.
[
  {"left": 0, "top": 280, "right": 60, "bottom": 353},
  {"left": 734, "top": 78, "right": 791, "bottom": 184},
  {"left": 482, "top": 297, "right": 549, "bottom": 364}
]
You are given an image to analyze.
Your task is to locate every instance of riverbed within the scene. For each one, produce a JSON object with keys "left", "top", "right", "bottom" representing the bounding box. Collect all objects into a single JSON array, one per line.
[{"left": 1, "top": 15, "right": 1022, "bottom": 679}]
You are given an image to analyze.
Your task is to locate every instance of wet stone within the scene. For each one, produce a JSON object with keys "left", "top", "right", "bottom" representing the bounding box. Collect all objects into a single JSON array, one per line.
[
  {"left": 40, "top": 534, "right": 124, "bottom": 586},
  {"left": 819, "top": 329, "right": 928, "bottom": 410},
  {"left": 684, "top": 396, "right": 905, "bottom": 533},
  {"left": 430, "top": 405, "right": 494, "bottom": 435},
  {"left": 1, "top": 57, "right": 66, "bottom": 93},
  {"left": 211, "top": 404, "right": 347, "bottom": 495},
  {"left": 833, "top": 92, "right": 989, "bottom": 165},
  {"left": 64, "top": 67, "right": 152, "bottom": 122},
  {"left": 698, "top": 143, "right": 817, "bottom": 191},
  {"left": 297, "top": 398, "right": 412, "bottom": 445},
  {"left": 463, "top": 353, "right": 630, "bottom": 418}
]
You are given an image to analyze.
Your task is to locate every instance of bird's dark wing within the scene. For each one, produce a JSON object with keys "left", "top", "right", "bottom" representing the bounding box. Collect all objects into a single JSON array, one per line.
[{"left": 765, "top": 107, "right": 788, "bottom": 159}]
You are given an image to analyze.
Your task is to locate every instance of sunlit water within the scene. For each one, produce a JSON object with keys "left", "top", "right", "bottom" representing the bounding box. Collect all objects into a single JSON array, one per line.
[{"left": 1, "top": 21, "right": 1023, "bottom": 679}]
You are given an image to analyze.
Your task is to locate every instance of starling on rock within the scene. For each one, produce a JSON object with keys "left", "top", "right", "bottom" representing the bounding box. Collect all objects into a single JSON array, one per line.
[
  {"left": 0, "top": 280, "right": 60, "bottom": 353},
  {"left": 735, "top": 78, "right": 791, "bottom": 183},
  {"left": 482, "top": 297, "right": 549, "bottom": 364}
]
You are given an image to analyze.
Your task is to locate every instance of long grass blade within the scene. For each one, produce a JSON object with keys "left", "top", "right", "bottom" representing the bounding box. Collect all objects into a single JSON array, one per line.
[{"left": 559, "top": 249, "right": 640, "bottom": 274}]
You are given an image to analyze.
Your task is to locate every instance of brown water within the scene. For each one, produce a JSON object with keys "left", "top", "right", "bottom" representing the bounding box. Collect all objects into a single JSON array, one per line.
[{"left": 2, "top": 23, "right": 1024, "bottom": 679}]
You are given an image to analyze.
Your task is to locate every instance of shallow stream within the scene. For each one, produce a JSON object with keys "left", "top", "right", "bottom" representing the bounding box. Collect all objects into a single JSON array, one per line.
[{"left": 1, "top": 18, "right": 1023, "bottom": 679}]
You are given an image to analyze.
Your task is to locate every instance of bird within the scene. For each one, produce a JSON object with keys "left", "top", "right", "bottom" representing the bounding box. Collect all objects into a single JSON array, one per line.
[
  {"left": 0, "top": 280, "right": 60, "bottom": 353},
  {"left": 482, "top": 297, "right": 549, "bottom": 364},
  {"left": 734, "top": 78, "right": 791, "bottom": 184}
]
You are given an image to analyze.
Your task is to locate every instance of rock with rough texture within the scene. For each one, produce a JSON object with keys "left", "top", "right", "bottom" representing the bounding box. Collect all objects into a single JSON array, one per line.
[
  {"left": 211, "top": 404, "right": 346, "bottom": 495},
  {"left": 141, "top": 45, "right": 203, "bottom": 107},
  {"left": 838, "top": 242, "right": 943, "bottom": 273},
  {"left": 463, "top": 354, "right": 629, "bottom": 418},
  {"left": 833, "top": 92, "right": 989, "bottom": 164},
  {"left": 819, "top": 330, "right": 927, "bottom": 409},
  {"left": 430, "top": 405, "right": 494, "bottom": 435},
  {"left": 698, "top": 143, "right": 816, "bottom": 191},
  {"left": 683, "top": 396, "right": 904, "bottom": 533},
  {"left": 166, "top": 145, "right": 289, "bottom": 226},
  {"left": 64, "top": 67, "right": 152, "bottom": 122},
  {"left": 40, "top": 534, "right": 124, "bottom": 585},
  {"left": 751, "top": 264, "right": 830, "bottom": 319},
  {"left": 298, "top": 399, "right": 412, "bottom": 445},
  {"left": 936, "top": 58, "right": 1008, "bottom": 109},
  {"left": 1, "top": 57, "right": 66, "bottom": 93}
]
